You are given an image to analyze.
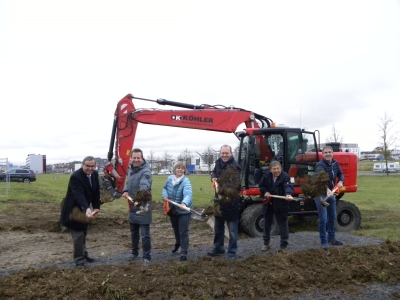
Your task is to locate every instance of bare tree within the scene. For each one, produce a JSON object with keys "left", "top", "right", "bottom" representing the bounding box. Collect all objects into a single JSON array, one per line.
[
  {"left": 377, "top": 112, "right": 397, "bottom": 175},
  {"left": 196, "top": 146, "right": 217, "bottom": 174},
  {"left": 177, "top": 148, "right": 193, "bottom": 166},
  {"left": 326, "top": 124, "right": 344, "bottom": 143},
  {"left": 162, "top": 151, "right": 174, "bottom": 170},
  {"left": 146, "top": 150, "right": 156, "bottom": 171},
  {"left": 154, "top": 156, "right": 163, "bottom": 173}
]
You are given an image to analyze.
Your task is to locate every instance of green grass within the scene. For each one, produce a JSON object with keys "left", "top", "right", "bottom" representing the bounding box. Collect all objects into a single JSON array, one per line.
[
  {"left": 0, "top": 174, "right": 215, "bottom": 204},
  {"left": 0, "top": 174, "right": 70, "bottom": 202},
  {"left": 1, "top": 173, "right": 400, "bottom": 241},
  {"left": 342, "top": 175, "right": 400, "bottom": 240},
  {"left": 358, "top": 160, "right": 399, "bottom": 172}
]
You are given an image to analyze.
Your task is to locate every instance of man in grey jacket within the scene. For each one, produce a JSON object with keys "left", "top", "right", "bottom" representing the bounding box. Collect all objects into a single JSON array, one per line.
[{"left": 122, "top": 148, "right": 153, "bottom": 266}]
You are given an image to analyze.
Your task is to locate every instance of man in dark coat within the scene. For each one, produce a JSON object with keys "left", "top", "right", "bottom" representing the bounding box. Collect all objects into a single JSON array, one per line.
[
  {"left": 207, "top": 144, "right": 241, "bottom": 260},
  {"left": 60, "top": 156, "right": 101, "bottom": 268},
  {"left": 259, "top": 160, "right": 294, "bottom": 252}
]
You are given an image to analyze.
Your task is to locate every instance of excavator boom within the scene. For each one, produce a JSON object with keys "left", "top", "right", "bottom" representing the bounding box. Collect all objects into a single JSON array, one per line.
[{"left": 103, "top": 94, "right": 273, "bottom": 198}]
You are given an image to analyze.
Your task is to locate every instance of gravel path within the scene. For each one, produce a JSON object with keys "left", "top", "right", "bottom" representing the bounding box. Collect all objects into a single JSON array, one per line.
[
  {"left": 3, "top": 231, "right": 399, "bottom": 299},
  {"left": 63, "top": 231, "right": 385, "bottom": 266}
]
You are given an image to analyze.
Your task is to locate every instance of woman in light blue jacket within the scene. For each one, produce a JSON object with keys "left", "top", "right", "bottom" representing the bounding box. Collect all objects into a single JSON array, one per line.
[{"left": 162, "top": 162, "right": 193, "bottom": 261}]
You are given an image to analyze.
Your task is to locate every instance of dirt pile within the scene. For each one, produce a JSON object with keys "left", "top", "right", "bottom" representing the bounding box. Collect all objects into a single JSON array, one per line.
[{"left": 1, "top": 200, "right": 400, "bottom": 299}]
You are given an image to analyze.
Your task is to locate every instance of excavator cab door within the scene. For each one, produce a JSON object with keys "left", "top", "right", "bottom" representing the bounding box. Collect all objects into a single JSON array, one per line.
[
  {"left": 238, "top": 134, "right": 260, "bottom": 189},
  {"left": 283, "top": 130, "right": 319, "bottom": 187},
  {"left": 237, "top": 128, "right": 319, "bottom": 192}
]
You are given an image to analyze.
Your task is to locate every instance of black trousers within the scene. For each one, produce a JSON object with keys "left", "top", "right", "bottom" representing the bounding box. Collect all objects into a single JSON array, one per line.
[
  {"left": 263, "top": 203, "right": 289, "bottom": 249},
  {"left": 169, "top": 213, "right": 191, "bottom": 256},
  {"left": 70, "top": 229, "right": 88, "bottom": 264}
]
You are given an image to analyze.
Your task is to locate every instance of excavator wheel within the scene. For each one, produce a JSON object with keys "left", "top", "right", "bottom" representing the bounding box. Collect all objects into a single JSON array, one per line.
[
  {"left": 240, "top": 203, "right": 279, "bottom": 237},
  {"left": 335, "top": 200, "right": 361, "bottom": 232}
]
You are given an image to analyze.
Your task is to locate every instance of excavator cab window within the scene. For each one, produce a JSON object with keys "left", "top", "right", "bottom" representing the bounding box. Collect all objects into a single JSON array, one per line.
[
  {"left": 264, "top": 134, "right": 284, "bottom": 166},
  {"left": 238, "top": 135, "right": 260, "bottom": 188},
  {"left": 238, "top": 129, "right": 319, "bottom": 190},
  {"left": 286, "top": 131, "right": 319, "bottom": 185}
]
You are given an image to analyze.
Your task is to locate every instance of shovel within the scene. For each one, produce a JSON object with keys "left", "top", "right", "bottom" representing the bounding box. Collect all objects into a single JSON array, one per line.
[
  {"left": 208, "top": 179, "right": 232, "bottom": 238},
  {"left": 267, "top": 195, "right": 302, "bottom": 201},
  {"left": 166, "top": 199, "right": 205, "bottom": 221},
  {"left": 124, "top": 194, "right": 152, "bottom": 215},
  {"left": 319, "top": 186, "right": 340, "bottom": 207}
]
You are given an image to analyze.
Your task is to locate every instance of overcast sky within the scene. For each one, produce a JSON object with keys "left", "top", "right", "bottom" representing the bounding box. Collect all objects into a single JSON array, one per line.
[{"left": 1, "top": 0, "right": 400, "bottom": 166}]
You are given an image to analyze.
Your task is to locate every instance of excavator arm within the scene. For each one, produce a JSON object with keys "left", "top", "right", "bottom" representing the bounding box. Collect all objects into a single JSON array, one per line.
[{"left": 101, "top": 94, "right": 273, "bottom": 199}]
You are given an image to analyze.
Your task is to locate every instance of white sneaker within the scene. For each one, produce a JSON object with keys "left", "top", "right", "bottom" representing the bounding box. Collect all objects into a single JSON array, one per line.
[
  {"left": 143, "top": 259, "right": 151, "bottom": 266},
  {"left": 261, "top": 245, "right": 271, "bottom": 252}
]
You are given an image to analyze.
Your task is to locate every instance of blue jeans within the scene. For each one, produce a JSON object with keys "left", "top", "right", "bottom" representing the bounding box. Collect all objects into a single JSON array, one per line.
[
  {"left": 314, "top": 195, "right": 337, "bottom": 245},
  {"left": 213, "top": 216, "right": 238, "bottom": 256},
  {"left": 169, "top": 213, "right": 191, "bottom": 256},
  {"left": 130, "top": 223, "right": 151, "bottom": 260}
]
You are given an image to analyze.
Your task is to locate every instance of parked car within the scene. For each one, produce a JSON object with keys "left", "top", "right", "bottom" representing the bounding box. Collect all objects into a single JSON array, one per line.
[
  {"left": 158, "top": 170, "right": 171, "bottom": 175},
  {"left": 151, "top": 171, "right": 158, "bottom": 175},
  {"left": 0, "top": 168, "right": 37, "bottom": 183}
]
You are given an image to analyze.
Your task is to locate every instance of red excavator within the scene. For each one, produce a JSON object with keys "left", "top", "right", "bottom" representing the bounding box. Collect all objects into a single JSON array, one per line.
[{"left": 100, "top": 94, "right": 361, "bottom": 237}]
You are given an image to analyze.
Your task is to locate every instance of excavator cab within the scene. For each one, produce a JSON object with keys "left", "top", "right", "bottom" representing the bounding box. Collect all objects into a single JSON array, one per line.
[{"left": 237, "top": 127, "right": 319, "bottom": 194}]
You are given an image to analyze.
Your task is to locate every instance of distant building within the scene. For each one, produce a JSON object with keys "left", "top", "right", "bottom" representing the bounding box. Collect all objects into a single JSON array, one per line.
[
  {"left": 320, "top": 143, "right": 360, "bottom": 158},
  {"left": 391, "top": 149, "right": 400, "bottom": 160},
  {"left": 359, "top": 152, "right": 384, "bottom": 161},
  {"left": 26, "top": 154, "right": 47, "bottom": 174},
  {"left": 340, "top": 143, "right": 361, "bottom": 158}
]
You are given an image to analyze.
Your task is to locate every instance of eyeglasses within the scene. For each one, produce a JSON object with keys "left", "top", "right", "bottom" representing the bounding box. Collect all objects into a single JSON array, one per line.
[{"left": 84, "top": 164, "right": 96, "bottom": 169}]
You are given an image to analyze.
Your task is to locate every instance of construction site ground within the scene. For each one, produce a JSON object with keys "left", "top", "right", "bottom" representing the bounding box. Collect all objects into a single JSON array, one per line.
[{"left": 1, "top": 200, "right": 400, "bottom": 299}]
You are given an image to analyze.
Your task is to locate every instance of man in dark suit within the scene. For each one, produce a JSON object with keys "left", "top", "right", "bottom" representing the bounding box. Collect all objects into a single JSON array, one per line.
[
  {"left": 208, "top": 145, "right": 241, "bottom": 260},
  {"left": 60, "top": 156, "right": 101, "bottom": 268}
]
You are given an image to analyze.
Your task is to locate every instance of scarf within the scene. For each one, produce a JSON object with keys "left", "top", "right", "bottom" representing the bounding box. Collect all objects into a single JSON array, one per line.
[{"left": 172, "top": 175, "right": 184, "bottom": 186}]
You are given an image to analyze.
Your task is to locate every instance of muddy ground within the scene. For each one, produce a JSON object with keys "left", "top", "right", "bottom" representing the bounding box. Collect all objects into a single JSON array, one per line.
[{"left": 1, "top": 200, "right": 400, "bottom": 299}]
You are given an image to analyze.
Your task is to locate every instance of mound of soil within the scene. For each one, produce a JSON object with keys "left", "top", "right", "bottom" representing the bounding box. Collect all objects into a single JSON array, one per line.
[{"left": 1, "top": 200, "right": 400, "bottom": 299}]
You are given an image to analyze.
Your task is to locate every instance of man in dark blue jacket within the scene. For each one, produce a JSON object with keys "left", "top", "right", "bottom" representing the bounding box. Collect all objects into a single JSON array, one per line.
[
  {"left": 60, "top": 156, "right": 101, "bottom": 268},
  {"left": 315, "top": 146, "right": 344, "bottom": 249},
  {"left": 208, "top": 145, "right": 241, "bottom": 260},
  {"left": 259, "top": 160, "right": 294, "bottom": 252}
]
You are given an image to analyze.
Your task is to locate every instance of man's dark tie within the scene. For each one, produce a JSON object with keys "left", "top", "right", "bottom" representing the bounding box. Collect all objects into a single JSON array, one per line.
[{"left": 88, "top": 175, "right": 92, "bottom": 188}]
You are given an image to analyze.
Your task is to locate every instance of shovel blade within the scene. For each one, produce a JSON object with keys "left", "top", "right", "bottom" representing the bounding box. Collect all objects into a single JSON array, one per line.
[
  {"left": 206, "top": 216, "right": 229, "bottom": 238},
  {"left": 319, "top": 196, "right": 330, "bottom": 207},
  {"left": 191, "top": 214, "right": 203, "bottom": 221},
  {"left": 136, "top": 203, "right": 152, "bottom": 215}
]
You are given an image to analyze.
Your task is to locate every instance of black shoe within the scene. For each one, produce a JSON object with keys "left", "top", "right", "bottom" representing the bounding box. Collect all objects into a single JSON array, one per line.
[
  {"left": 180, "top": 256, "right": 187, "bottom": 261},
  {"left": 207, "top": 249, "right": 225, "bottom": 257},
  {"left": 75, "top": 262, "right": 89, "bottom": 268},
  {"left": 84, "top": 255, "right": 95, "bottom": 263},
  {"left": 128, "top": 253, "right": 138, "bottom": 261},
  {"left": 226, "top": 254, "right": 237, "bottom": 260},
  {"left": 172, "top": 244, "right": 180, "bottom": 253},
  {"left": 329, "top": 239, "right": 343, "bottom": 246}
]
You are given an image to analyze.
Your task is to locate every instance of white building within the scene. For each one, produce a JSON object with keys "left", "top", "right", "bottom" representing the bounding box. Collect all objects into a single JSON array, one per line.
[
  {"left": 320, "top": 143, "right": 360, "bottom": 158},
  {"left": 340, "top": 143, "right": 360, "bottom": 158},
  {"left": 26, "top": 154, "right": 46, "bottom": 174}
]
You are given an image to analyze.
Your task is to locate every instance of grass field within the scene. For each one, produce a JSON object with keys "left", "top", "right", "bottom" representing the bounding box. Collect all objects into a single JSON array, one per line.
[{"left": 1, "top": 169, "right": 400, "bottom": 241}]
